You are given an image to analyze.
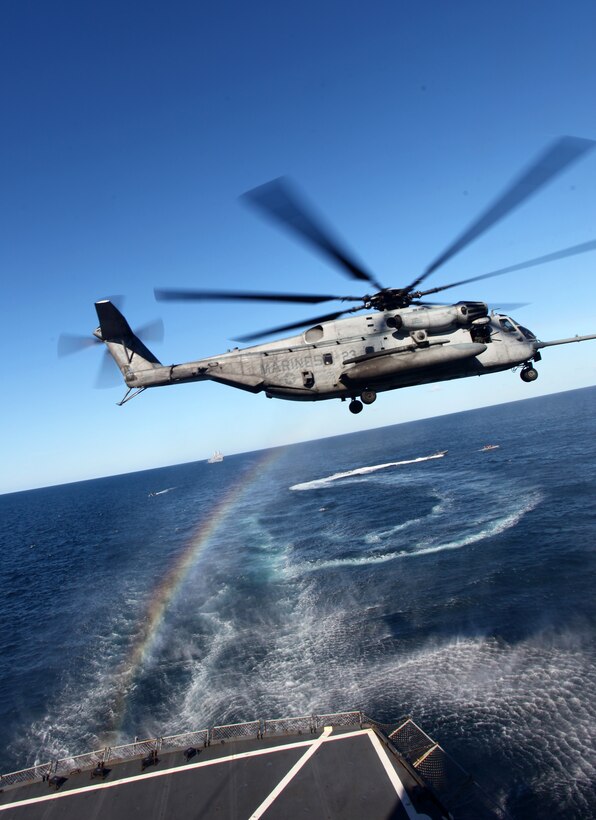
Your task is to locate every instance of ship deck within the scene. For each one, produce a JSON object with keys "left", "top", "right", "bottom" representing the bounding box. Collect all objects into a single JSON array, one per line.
[{"left": 0, "top": 724, "right": 448, "bottom": 819}]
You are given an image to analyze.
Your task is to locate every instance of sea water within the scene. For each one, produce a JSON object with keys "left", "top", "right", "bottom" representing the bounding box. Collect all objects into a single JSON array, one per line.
[{"left": 0, "top": 386, "right": 594, "bottom": 818}]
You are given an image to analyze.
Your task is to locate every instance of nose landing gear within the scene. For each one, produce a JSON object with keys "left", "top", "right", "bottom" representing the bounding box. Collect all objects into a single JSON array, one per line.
[{"left": 520, "top": 365, "right": 538, "bottom": 382}]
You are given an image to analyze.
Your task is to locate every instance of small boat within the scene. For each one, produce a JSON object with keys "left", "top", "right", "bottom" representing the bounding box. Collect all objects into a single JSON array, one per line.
[
  {"left": 207, "top": 450, "right": 224, "bottom": 463},
  {"left": 479, "top": 444, "right": 500, "bottom": 452},
  {"left": 148, "top": 487, "right": 175, "bottom": 497}
]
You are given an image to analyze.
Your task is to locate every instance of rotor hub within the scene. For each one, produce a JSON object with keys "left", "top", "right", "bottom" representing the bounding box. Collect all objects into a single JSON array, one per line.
[{"left": 365, "top": 289, "right": 415, "bottom": 312}]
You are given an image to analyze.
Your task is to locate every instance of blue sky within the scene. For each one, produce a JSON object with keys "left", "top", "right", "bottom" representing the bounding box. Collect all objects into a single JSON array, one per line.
[{"left": 2, "top": 0, "right": 595, "bottom": 493}]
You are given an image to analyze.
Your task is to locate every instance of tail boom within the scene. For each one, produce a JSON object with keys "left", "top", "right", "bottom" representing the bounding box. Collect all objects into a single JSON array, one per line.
[{"left": 95, "top": 300, "right": 264, "bottom": 394}]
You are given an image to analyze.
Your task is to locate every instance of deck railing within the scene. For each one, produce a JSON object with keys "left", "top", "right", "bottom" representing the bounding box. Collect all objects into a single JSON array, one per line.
[
  {"left": 389, "top": 718, "right": 507, "bottom": 818},
  {"left": 0, "top": 711, "right": 363, "bottom": 788}
]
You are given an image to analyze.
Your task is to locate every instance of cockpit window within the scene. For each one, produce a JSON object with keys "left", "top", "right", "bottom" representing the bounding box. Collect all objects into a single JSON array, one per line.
[
  {"left": 499, "top": 318, "right": 516, "bottom": 333},
  {"left": 518, "top": 325, "right": 536, "bottom": 340}
]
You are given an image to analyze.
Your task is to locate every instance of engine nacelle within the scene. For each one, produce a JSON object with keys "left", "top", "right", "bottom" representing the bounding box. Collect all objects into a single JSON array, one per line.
[
  {"left": 454, "top": 301, "right": 490, "bottom": 324},
  {"left": 387, "top": 301, "right": 488, "bottom": 331}
]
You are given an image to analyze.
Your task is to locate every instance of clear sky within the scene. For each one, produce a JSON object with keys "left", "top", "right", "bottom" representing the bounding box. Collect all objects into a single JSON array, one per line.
[{"left": 2, "top": 0, "right": 595, "bottom": 494}]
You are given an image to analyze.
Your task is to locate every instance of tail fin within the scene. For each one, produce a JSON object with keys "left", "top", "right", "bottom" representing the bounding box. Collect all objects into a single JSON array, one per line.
[{"left": 94, "top": 300, "right": 161, "bottom": 382}]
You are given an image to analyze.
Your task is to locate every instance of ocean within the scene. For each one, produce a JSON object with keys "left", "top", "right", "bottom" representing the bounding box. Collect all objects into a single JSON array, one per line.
[{"left": 1, "top": 386, "right": 594, "bottom": 818}]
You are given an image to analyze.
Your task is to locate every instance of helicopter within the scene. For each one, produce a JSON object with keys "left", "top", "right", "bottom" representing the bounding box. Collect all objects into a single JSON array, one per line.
[{"left": 62, "top": 136, "right": 596, "bottom": 414}]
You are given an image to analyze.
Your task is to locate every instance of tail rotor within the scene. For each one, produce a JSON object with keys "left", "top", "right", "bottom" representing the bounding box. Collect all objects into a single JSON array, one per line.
[{"left": 58, "top": 299, "right": 163, "bottom": 388}]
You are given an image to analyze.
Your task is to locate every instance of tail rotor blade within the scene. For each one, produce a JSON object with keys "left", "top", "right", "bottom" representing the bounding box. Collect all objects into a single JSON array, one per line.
[
  {"left": 134, "top": 318, "right": 164, "bottom": 343},
  {"left": 57, "top": 334, "right": 101, "bottom": 357},
  {"left": 59, "top": 296, "right": 126, "bottom": 358},
  {"left": 105, "top": 294, "right": 125, "bottom": 310},
  {"left": 95, "top": 349, "right": 121, "bottom": 389}
]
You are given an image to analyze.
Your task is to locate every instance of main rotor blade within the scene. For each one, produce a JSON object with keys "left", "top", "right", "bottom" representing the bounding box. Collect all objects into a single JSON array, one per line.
[
  {"left": 242, "top": 177, "right": 385, "bottom": 291},
  {"left": 155, "top": 287, "right": 361, "bottom": 305},
  {"left": 417, "top": 238, "right": 596, "bottom": 297},
  {"left": 57, "top": 333, "right": 101, "bottom": 356},
  {"left": 489, "top": 302, "right": 530, "bottom": 312},
  {"left": 410, "top": 136, "right": 595, "bottom": 290},
  {"left": 233, "top": 307, "right": 362, "bottom": 343}
]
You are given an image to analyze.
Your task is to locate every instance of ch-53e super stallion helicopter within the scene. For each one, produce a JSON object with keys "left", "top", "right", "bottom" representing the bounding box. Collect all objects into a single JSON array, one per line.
[{"left": 62, "top": 136, "right": 596, "bottom": 414}]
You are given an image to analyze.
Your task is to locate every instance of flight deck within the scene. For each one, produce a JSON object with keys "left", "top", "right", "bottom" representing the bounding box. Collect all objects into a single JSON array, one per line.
[{"left": 0, "top": 712, "right": 503, "bottom": 819}]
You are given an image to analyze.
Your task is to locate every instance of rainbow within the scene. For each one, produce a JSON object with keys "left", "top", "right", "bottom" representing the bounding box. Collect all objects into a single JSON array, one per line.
[{"left": 111, "top": 447, "right": 283, "bottom": 732}]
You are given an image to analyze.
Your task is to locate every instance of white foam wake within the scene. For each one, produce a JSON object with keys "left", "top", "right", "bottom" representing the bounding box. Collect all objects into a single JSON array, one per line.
[
  {"left": 286, "top": 490, "right": 542, "bottom": 575},
  {"left": 168, "top": 588, "right": 596, "bottom": 815},
  {"left": 289, "top": 452, "right": 447, "bottom": 491}
]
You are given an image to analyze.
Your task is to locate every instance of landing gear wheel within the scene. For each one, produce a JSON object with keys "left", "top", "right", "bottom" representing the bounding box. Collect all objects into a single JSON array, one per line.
[
  {"left": 349, "top": 399, "right": 363, "bottom": 414},
  {"left": 520, "top": 366, "right": 538, "bottom": 383},
  {"left": 361, "top": 390, "right": 377, "bottom": 405}
]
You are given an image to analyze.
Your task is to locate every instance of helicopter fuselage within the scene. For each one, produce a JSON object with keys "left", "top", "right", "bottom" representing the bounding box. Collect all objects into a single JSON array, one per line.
[{"left": 116, "top": 301, "right": 537, "bottom": 403}]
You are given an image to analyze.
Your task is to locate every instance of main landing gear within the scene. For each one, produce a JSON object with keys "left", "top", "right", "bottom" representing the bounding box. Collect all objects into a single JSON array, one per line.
[{"left": 349, "top": 389, "right": 377, "bottom": 413}]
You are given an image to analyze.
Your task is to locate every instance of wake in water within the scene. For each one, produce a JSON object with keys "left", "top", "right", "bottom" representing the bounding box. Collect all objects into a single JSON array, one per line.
[
  {"left": 290, "top": 451, "right": 448, "bottom": 491},
  {"left": 284, "top": 488, "right": 543, "bottom": 575},
  {"left": 148, "top": 487, "right": 176, "bottom": 497}
]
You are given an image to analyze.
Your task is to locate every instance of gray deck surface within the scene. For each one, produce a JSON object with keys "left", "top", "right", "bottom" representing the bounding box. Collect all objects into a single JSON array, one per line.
[{"left": 0, "top": 727, "right": 446, "bottom": 819}]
